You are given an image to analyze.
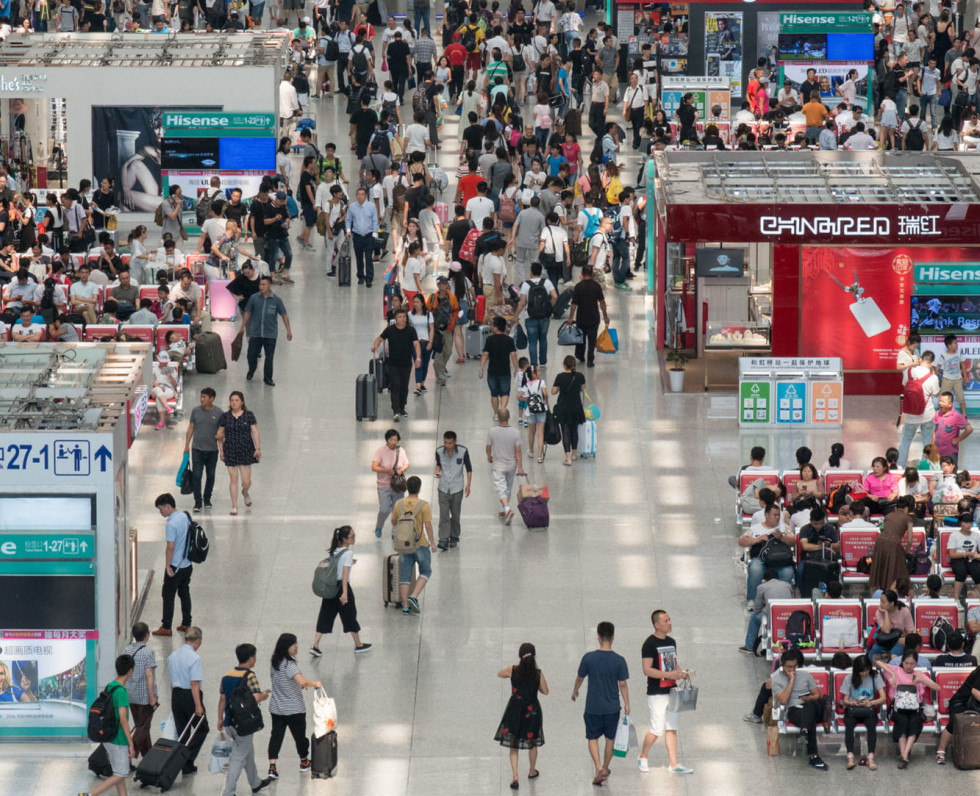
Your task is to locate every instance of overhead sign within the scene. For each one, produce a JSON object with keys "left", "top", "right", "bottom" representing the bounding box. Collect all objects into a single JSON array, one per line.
[
  {"left": 914, "top": 263, "right": 980, "bottom": 284},
  {"left": 0, "top": 433, "right": 115, "bottom": 485},
  {"left": 779, "top": 12, "right": 872, "bottom": 32},
  {"left": 163, "top": 111, "right": 276, "bottom": 137},
  {"left": 0, "top": 533, "right": 94, "bottom": 560}
]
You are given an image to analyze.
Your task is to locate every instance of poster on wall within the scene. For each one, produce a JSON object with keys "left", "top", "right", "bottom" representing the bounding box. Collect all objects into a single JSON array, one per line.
[
  {"left": 779, "top": 64, "right": 872, "bottom": 110},
  {"left": 757, "top": 12, "right": 781, "bottom": 74},
  {"left": 704, "top": 11, "right": 743, "bottom": 96},
  {"left": 91, "top": 106, "right": 221, "bottom": 215}
]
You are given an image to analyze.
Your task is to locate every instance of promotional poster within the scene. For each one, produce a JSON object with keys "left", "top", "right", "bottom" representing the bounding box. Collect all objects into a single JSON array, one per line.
[{"left": 704, "top": 12, "right": 743, "bottom": 96}]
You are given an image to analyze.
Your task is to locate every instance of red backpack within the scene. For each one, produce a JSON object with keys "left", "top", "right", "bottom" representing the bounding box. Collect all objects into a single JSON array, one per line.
[
  {"left": 902, "top": 371, "right": 931, "bottom": 415},
  {"left": 459, "top": 226, "right": 479, "bottom": 264}
]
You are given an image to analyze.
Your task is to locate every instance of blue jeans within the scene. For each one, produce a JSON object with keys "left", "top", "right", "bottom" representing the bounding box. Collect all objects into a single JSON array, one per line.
[
  {"left": 535, "top": 126, "right": 551, "bottom": 152},
  {"left": 895, "top": 89, "right": 907, "bottom": 122},
  {"left": 413, "top": 7, "right": 430, "bottom": 34},
  {"left": 611, "top": 238, "right": 630, "bottom": 284},
  {"left": 921, "top": 93, "right": 939, "bottom": 129},
  {"left": 746, "top": 557, "right": 794, "bottom": 601},
  {"left": 488, "top": 373, "right": 510, "bottom": 397},
  {"left": 897, "top": 420, "right": 932, "bottom": 469},
  {"left": 246, "top": 336, "right": 278, "bottom": 382},
  {"left": 399, "top": 545, "right": 432, "bottom": 583},
  {"left": 870, "top": 640, "right": 904, "bottom": 658},
  {"left": 562, "top": 31, "right": 580, "bottom": 58},
  {"left": 745, "top": 611, "right": 764, "bottom": 651},
  {"left": 415, "top": 343, "right": 432, "bottom": 385},
  {"left": 264, "top": 237, "right": 293, "bottom": 273},
  {"left": 525, "top": 316, "right": 550, "bottom": 366}
]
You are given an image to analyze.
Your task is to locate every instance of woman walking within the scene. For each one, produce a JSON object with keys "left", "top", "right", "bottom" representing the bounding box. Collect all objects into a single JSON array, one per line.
[
  {"left": 310, "top": 526, "right": 372, "bottom": 657},
  {"left": 267, "top": 633, "right": 321, "bottom": 780},
  {"left": 550, "top": 355, "right": 586, "bottom": 466},
  {"left": 840, "top": 655, "right": 885, "bottom": 770},
  {"left": 519, "top": 365, "right": 549, "bottom": 463},
  {"left": 408, "top": 293, "right": 434, "bottom": 396},
  {"left": 494, "top": 642, "right": 548, "bottom": 789},
  {"left": 216, "top": 390, "right": 260, "bottom": 515}
]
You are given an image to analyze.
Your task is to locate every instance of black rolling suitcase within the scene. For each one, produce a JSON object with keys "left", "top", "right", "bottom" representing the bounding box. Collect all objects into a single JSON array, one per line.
[
  {"left": 952, "top": 710, "right": 980, "bottom": 769},
  {"left": 195, "top": 331, "right": 227, "bottom": 373},
  {"left": 370, "top": 356, "right": 388, "bottom": 393},
  {"left": 338, "top": 238, "right": 351, "bottom": 286},
  {"left": 134, "top": 715, "right": 205, "bottom": 791},
  {"left": 551, "top": 288, "right": 573, "bottom": 319},
  {"left": 356, "top": 373, "right": 378, "bottom": 421},
  {"left": 310, "top": 730, "right": 338, "bottom": 778},
  {"left": 800, "top": 557, "right": 841, "bottom": 599}
]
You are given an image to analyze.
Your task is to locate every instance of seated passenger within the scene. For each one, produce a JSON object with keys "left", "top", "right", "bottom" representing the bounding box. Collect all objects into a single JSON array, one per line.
[
  {"left": 936, "top": 660, "right": 980, "bottom": 764},
  {"left": 738, "top": 503, "right": 794, "bottom": 602},
  {"left": 869, "top": 590, "right": 914, "bottom": 659},
  {"left": 948, "top": 512, "right": 980, "bottom": 605},
  {"left": 840, "top": 655, "right": 886, "bottom": 771},
  {"left": 793, "top": 462, "right": 824, "bottom": 500},
  {"left": 933, "top": 632, "right": 978, "bottom": 668},
  {"left": 824, "top": 442, "right": 850, "bottom": 471},
  {"left": 127, "top": 299, "right": 159, "bottom": 326},
  {"left": 797, "top": 507, "right": 840, "bottom": 587},
  {"left": 888, "top": 632, "right": 932, "bottom": 672},
  {"left": 738, "top": 568, "right": 793, "bottom": 656},
  {"left": 11, "top": 306, "right": 44, "bottom": 342},
  {"left": 771, "top": 648, "right": 829, "bottom": 770},
  {"left": 151, "top": 351, "right": 178, "bottom": 431},
  {"left": 728, "top": 445, "right": 767, "bottom": 488},
  {"left": 873, "top": 652, "right": 939, "bottom": 769},
  {"left": 918, "top": 443, "right": 941, "bottom": 471},
  {"left": 45, "top": 314, "right": 80, "bottom": 342}
]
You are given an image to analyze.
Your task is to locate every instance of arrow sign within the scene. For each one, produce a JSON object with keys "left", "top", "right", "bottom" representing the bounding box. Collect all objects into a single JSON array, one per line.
[
  {"left": 80, "top": 541, "right": 89, "bottom": 553},
  {"left": 94, "top": 446, "right": 112, "bottom": 472},
  {"left": 822, "top": 384, "right": 833, "bottom": 396}
]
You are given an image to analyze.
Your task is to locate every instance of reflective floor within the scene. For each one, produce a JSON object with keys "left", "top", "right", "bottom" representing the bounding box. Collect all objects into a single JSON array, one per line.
[{"left": 6, "top": 32, "right": 980, "bottom": 795}]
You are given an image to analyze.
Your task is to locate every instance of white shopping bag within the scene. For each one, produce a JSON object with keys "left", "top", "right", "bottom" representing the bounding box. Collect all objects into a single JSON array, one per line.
[
  {"left": 612, "top": 714, "right": 637, "bottom": 758},
  {"left": 823, "top": 616, "right": 860, "bottom": 648},
  {"left": 209, "top": 734, "right": 233, "bottom": 775},
  {"left": 312, "top": 687, "right": 337, "bottom": 739},
  {"left": 160, "top": 712, "right": 177, "bottom": 741}
]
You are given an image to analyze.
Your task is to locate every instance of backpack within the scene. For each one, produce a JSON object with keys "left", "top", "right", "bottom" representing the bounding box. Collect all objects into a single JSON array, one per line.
[
  {"left": 351, "top": 44, "right": 369, "bottom": 75},
  {"left": 526, "top": 278, "right": 552, "bottom": 319},
  {"left": 311, "top": 552, "right": 342, "bottom": 599},
  {"left": 182, "top": 511, "right": 210, "bottom": 564},
  {"left": 582, "top": 207, "right": 601, "bottom": 239},
  {"left": 905, "top": 119, "right": 925, "bottom": 151},
  {"left": 827, "top": 483, "right": 852, "bottom": 513},
  {"left": 902, "top": 370, "right": 932, "bottom": 415},
  {"left": 430, "top": 293, "right": 454, "bottom": 331},
  {"left": 525, "top": 379, "right": 547, "bottom": 414},
  {"left": 605, "top": 207, "right": 625, "bottom": 241},
  {"left": 412, "top": 87, "right": 428, "bottom": 118},
  {"left": 325, "top": 37, "right": 339, "bottom": 61},
  {"left": 382, "top": 95, "right": 398, "bottom": 119},
  {"left": 393, "top": 500, "right": 426, "bottom": 553},
  {"left": 931, "top": 617, "right": 956, "bottom": 653},
  {"left": 371, "top": 130, "right": 390, "bottom": 157},
  {"left": 226, "top": 669, "right": 264, "bottom": 736},
  {"left": 391, "top": 180, "right": 408, "bottom": 213},
  {"left": 154, "top": 202, "right": 164, "bottom": 227},
  {"left": 285, "top": 194, "right": 299, "bottom": 219},
  {"left": 784, "top": 610, "right": 813, "bottom": 644},
  {"left": 461, "top": 26, "right": 477, "bottom": 52},
  {"left": 459, "top": 226, "right": 479, "bottom": 262},
  {"left": 195, "top": 189, "right": 216, "bottom": 227},
  {"left": 499, "top": 190, "right": 517, "bottom": 223},
  {"left": 87, "top": 683, "right": 122, "bottom": 743}
]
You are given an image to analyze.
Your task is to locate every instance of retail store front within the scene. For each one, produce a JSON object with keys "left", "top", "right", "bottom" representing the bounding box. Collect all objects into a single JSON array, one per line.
[{"left": 651, "top": 150, "right": 980, "bottom": 393}]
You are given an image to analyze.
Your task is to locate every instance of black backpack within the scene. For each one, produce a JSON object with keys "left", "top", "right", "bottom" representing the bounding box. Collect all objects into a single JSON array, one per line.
[
  {"left": 412, "top": 87, "right": 428, "bottom": 118},
  {"left": 183, "top": 511, "right": 210, "bottom": 564},
  {"left": 195, "top": 191, "right": 215, "bottom": 227},
  {"left": 905, "top": 119, "right": 925, "bottom": 151},
  {"left": 785, "top": 610, "right": 813, "bottom": 643},
  {"left": 226, "top": 669, "right": 264, "bottom": 736},
  {"left": 351, "top": 45, "right": 369, "bottom": 75},
  {"left": 461, "top": 26, "right": 477, "bottom": 52},
  {"left": 526, "top": 278, "right": 552, "bottom": 319},
  {"left": 87, "top": 682, "right": 122, "bottom": 743},
  {"left": 931, "top": 617, "right": 956, "bottom": 653},
  {"left": 325, "top": 37, "right": 339, "bottom": 61}
]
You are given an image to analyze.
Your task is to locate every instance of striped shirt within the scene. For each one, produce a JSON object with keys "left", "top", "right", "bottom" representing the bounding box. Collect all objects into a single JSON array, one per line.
[
  {"left": 123, "top": 643, "right": 158, "bottom": 704},
  {"left": 413, "top": 36, "right": 436, "bottom": 66},
  {"left": 269, "top": 659, "right": 306, "bottom": 716}
]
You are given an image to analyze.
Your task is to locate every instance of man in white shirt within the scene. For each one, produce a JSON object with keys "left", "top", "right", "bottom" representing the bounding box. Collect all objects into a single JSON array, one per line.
[
  {"left": 11, "top": 306, "right": 44, "bottom": 341},
  {"left": 777, "top": 80, "right": 800, "bottom": 111},
  {"left": 465, "top": 182, "right": 495, "bottom": 229},
  {"left": 538, "top": 213, "right": 569, "bottom": 287},
  {"left": 480, "top": 239, "right": 508, "bottom": 307},
  {"left": 484, "top": 32, "right": 512, "bottom": 62},
  {"left": 68, "top": 265, "right": 100, "bottom": 325},
  {"left": 170, "top": 269, "right": 203, "bottom": 322},
  {"left": 2, "top": 270, "right": 37, "bottom": 314},
  {"left": 844, "top": 122, "right": 876, "bottom": 150},
  {"left": 279, "top": 71, "right": 301, "bottom": 136},
  {"left": 898, "top": 350, "right": 941, "bottom": 467},
  {"left": 734, "top": 101, "right": 757, "bottom": 126}
]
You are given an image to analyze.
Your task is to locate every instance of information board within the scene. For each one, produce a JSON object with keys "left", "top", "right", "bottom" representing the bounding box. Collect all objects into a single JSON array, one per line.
[{"left": 740, "top": 380, "right": 771, "bottom": 423}]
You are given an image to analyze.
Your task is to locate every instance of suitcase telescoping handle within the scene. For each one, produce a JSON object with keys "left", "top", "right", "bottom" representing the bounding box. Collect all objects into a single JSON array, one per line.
[{"left": 177, "top": 713, "right": 206, "bottom": 745}]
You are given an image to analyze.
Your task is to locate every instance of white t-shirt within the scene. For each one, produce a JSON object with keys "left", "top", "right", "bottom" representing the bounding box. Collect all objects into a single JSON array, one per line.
[
  {"left": 404, "top": 256, "right": 426, "bottom": 288},
  {"left": 588, "top": 232, "right": 609, "bottom": 268},
  {"left": 845, "top": 131, "right": 876, "bottom": 150},
  {"left": 407, "top": 310, "right": 432, "bottom": 341},
  {"left": 34, "top": 282, "right": 67, "bottom": 306},
  {"left": 523, "top": 170, "right": 547, "bottom": 193},
  {"left": 466, "top": 196, "right": 495, "bottom": 229},
  {"left": 948, "top": 529, "right": 980, "bottom": 555},
  {"left": 404, "top": 123, "right": 429, "bottom": 154},
  {"left": 12, "top": 322, "right": 43, "bottom": 339},
  {"left": 201, "top": 217, "right": 226, "bottom": 244},
  {"left": 69, "top": 281, "right": 100, "bottom": 301},
  {"left": 540, "top": 225, "right": 568, "bottom": 262},
  {"left": 481, "top": 253, "right": 507, "bottom": 285},
  {"left": 904, "top": 364, "right": 940, "bottom": 423},
  {"left": 333, "top": 547, "right": 354, "bottom": 577}
]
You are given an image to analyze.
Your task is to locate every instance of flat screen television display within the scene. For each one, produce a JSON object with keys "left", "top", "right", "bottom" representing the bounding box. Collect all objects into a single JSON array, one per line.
[
  {"left": 160, "top": 137, "right": 219, "bottom": 169},
  {"left": 778, "top": 33, "right": 827, "bottom": 61},
  {"left": 827, "top": 33, "right": 874, "bottom": 62},
  {"left": 696, "top": 248, "right": 745, "bottom": 278},
  {"left": 218, "top": 137, "right": 276, "bottom": 171},
  {"left": 911, "top": 293, "right": 980, "bottom": 334}
]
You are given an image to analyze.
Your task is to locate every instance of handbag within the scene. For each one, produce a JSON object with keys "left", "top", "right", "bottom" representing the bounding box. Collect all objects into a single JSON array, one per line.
[
  {"left": 667, "top": 678, "right": 698, "bottom": 712},
  {"left": 231, "top": 331, "right": 244, "bottom": 362},
  {"left": 612, "top": 714, "right": 638, "bottom": 757},
  {"left": 596, "top": 327, "right": 618, "bottom": 354},
  {"left": 939, "top": 87, "right": 952, "bottom": 108},
  {"left": 389, "top": 447, "right": 407, "bottom": 493},
  {"left": 513, "top": 323, "right": 528, "bottom": 349},
  {"left": 549, "top": 93, "right": 565, "bottom": 108},
  {"left": 176, "top": 452, "right": 190, "bottom": 487},
  {"left": 844, "top": 704, "right": 875, "bottom": 720},
  {"left": 556, "top": 321, "right": 584, "bottom": 346},
  {"left": 759, "top": 536, "right": 794, "bottom": 568},
  {"left": 180, "top": 464, "right": 194, "bottom": 496},
  {"left": 312, "top": 686, "right": 338, "bottom": 738},
  {"left": 894, "top": 684, "right": 920, "bottom": 711},
  {"left": 543, "top": 411, "right": 562, "bottom": 446},
  {"left": 430, "top": 330, "right": 444, "bottom": 354}
]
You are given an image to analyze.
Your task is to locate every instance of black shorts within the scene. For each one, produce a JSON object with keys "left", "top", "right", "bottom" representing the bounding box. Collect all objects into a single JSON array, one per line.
[
  {"left": 583, "top": 711, "right": 619, "bottom": 741},
  {"left": 302, "top": 203, "right": 317, "bottom": 228}
]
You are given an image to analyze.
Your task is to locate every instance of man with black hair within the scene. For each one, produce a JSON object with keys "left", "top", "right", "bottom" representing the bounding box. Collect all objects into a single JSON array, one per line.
[
  {"left": 217, "top": 643, "right": 272, "bottom": 796},
  {"left": 387, "top": 31, "right": 413, "bottom": 100},
  {"left": 772, "top": 648, "right": 829, "bottom": 770},
  {"left": 123, "top": 623, "right": 157, "bottom": 764},
  {"left": 934, "top": 631, "right": 979, "bottom": 667},
  {"left": 85, "top": 655, "right": 136, "bottom": 796},
  {"left": 152, "top": 493, "right": 193, "bottom": 637},
  {"left": 349, "top": 96, "right": 379, "bottom": 159}
]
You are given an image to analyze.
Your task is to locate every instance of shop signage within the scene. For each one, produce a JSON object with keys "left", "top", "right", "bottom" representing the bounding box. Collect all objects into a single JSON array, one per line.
[
  {"left": 163, "top": 111, "right": 275, "bottom": 136},
  {"left": 760, "top": 214, "right": 940, "bottom": 238},
  {"left": 914, "top": 263, "right": 980, "bottom": 283},
  {"left": 0, "top": 533, "right": 95, "bottom": 560},
  {"left": 0, "top": 72, "right": 47, "bottom": 93},
  {"left": 779, "top": 12, "right": 871, "bottom": 31}
]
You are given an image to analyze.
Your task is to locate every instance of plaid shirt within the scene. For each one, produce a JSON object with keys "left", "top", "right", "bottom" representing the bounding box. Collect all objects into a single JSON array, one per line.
[
  {"left": 123, "top": 642, "right": 158, "bottom": 705},
  {"left": 413, "top": 36, "right": 436, "bottom": 67}
]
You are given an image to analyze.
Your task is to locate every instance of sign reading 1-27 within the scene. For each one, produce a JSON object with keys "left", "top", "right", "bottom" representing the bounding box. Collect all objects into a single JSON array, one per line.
[{"left": 0, "top": 441, "right": 112, "bottom": 476}]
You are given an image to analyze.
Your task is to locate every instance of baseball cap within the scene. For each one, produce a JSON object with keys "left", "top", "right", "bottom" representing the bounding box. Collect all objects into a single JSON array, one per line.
[
  {"left": 275, "top": 191, "right": 287, "bottom": 200},
  {"left": 448, "top": 261, "right": 462, "bottom": 272},
  {"left": 436, "top": 275, "right": 449, "bottom": 284},
  {"left": 157, "top": 351, "right": 170, "bottom": 363}
]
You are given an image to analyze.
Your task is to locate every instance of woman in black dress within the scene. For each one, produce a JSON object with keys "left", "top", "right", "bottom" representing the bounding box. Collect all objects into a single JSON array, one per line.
[
  {"left": 495, "top": 642, "right": 548, "bottom": 790},
  {"left": 215, "top": 390, "right": 261, "bottom": 515},
  {"left": 551, "top": 354, "right": 586, "bottom": 466}
]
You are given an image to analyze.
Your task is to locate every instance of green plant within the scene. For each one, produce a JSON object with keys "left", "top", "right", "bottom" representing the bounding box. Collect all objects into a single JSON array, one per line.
[{"left": 666, "top": 348, "right": 688, "bottom": 370}]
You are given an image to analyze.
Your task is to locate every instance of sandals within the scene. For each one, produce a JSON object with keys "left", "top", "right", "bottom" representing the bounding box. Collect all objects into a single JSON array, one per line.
[
  {"left": 867, "top": 757, "right": 878, "bottom": 771},
  {"left": 230, "top": 508, "right": 238, "bottom": 515},
  {"left": 537, "top": 456, "right": 544, "bottom": 463},
  {"left": 846, "top": 757, "right": 856, "bottom": 771},
  {"left": 243, "top": 490, "right": 252, "bottom": 507}
]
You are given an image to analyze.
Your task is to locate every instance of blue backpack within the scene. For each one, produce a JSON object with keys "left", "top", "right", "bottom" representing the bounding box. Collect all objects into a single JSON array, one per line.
[{"left": 582, "top": 208, "right": 602, "bottom": 239}]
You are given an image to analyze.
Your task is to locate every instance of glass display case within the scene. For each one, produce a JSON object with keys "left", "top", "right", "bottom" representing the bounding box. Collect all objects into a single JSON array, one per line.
[{"left": 704, "top": 321, "right": 771, "bottom": 349}]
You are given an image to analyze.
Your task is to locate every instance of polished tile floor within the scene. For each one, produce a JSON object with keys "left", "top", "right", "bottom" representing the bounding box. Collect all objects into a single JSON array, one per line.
[{"left": 8, "top": 40, "right": 980, "bottom": 796}]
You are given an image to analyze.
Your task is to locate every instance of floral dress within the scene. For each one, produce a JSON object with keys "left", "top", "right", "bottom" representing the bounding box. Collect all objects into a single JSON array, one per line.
[
  {"left": 218, "top": 409, "right": 258, "bottom": 467},
  {"left": 494, "top": 667, "right": 544, "bottom": 750}
]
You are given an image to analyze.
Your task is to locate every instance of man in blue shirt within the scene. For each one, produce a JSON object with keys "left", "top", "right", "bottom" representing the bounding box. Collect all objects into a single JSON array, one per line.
[
  {"left": 166, "top": 626, "right": 209, "bottom": 775},
  {"left": 571, "top": 621, "right": 630, "bottom": 786},
  {"left": 152, "top": 493, "right": 193, "bottom": 637},
  {"left": 242, "top": 276, "right": 293, "bottom": 388},
  {"left": 345, "top": 187, "right": 379, "bottom": 286}
]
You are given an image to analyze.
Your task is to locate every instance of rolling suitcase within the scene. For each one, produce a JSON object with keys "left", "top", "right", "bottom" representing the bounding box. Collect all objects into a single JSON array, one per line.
[
  {"left": 370, "top": 356, "right": 388, "bottom": 392},
  {"left": 356, "top": 374, "right": 378, "bottom": 421},
  {"left": 800, "top": 557, "right": 841, "bottom": 599},
  {"left": 552, "top": 288, "right": 573, "bottom": 319},
  {"left": 433, "top": 202, "right": 450, "bottom": 224},
  {"left": 474, "top": 294, "right": 486, "bottom": 323},
  {"left": 134, "top": 715, "right": 204, "bottom": 791},
  {"left": 383, "top": 553, "right": 416, "bottom": 607},
  {"left": 518, "top": 496, "right": 549, "bottom": 529},
  {"left": 565, "top": 108, "right": 582, "bottom": 137},
  {"left": 577, "top": 419, "right": 597, "bottom": 458},
  {"left": 195, "top": 331, "right": 226, "bottom": 374},
  {"left": 952, "top": 711, "right": 980, "bottom": 769},
  {"left": 337, "top": 239, "right": 351, "bottom": 286},
  {"left": 465, "top": 324, "right": 489, "bottom": 359},
  {"left": 310, "top": 730, "right": 338, "bottom": 779}
]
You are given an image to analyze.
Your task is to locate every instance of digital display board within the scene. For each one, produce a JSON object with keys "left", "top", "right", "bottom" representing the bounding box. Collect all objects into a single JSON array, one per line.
[
  {"left": 0, "top": 576, "right": 95, "bottom": 629},
  {"left": 218, "top": 136, "right": 276, "bottom": 171},
  {"left": 696, "top": 248, "right": 745, "bottom": 278},
  {"left": 779, "top": 33, "right": 826, "bottom": 61},
  {"left": 161, "top": 137, "right": 220, "bottom": 170},
  {"left": 828, "top": 33, "right": 873, "bottom": 62}
]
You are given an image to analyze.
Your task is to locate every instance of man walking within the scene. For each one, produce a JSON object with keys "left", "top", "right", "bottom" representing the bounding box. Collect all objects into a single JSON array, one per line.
[
  {"left": 84, "top": 655, "right": 136, "bottom": 796},
  {"left": 345, "top": 187, "right": 379, "bottom": 286},
  {"left": 567, "top": 265, "right": 610, "bottom": 368},
  {"left": 390, "top": 476, "right": 437, "bottom": 615},
  {"left": 242, "top": 275, "right": 293, "bottom": 388},
  {"left": 184, "top": 387, "right": 222, "bottom": 513},
  {"left": 217, "top": 644, "right": 272, "bottom": 796},
  {"left": 571, "top": 621, "right": 630, "bottom": 787},
  {"left": 426, "top": 276, "right": 460, "bottom": 387},
  {"left": 514, "top": 262, "right": 557, "bottom": 367},
  {"left": 434, "top": 430, "right": 472, "bottom": 550},
  {"left": 637, "top": 610, "right": 694, "bottom": 775},
  {"left": 479, "top": 316, "right": 519, "bottom": 415},
  {"left": 371, "top": 308, "right": 422, "bottom": 421},
  {"left": 166, "top": 627, "right": 208, "bottom": 777},
  {"left": 510, "top": 196, "right": 546, "bottom": 284},
  {"left": 123, "top": 623, "right": 158, "bottom": 767},
  {"left": 152, "top": 493, "right": 193, "bottom": 637},
  {"left": 933, "top": 391, "right": 973, "bottom": 466},
  {"left": 486, "top": 409, "right": 525, "bottom": 526},
  {"left": 897, "top": 349, "right": 940, "bottom": 466}
]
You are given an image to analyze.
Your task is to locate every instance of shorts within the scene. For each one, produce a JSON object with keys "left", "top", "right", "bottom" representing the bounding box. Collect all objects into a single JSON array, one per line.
[
  {"left": 527, "top": 411, "right": 547, "bottom": 424},
  {"left": 584, "top": 711, "right": 619, "bottom": 741},
  {"left": 283, "top": 0, "right": 303, "bottom": 8},
  {"left": 399, "top": 545, "right": 432, "bottom": 583},
  {"left": 105, "top": 742, "right": 131, "bottom": 776},
  {"left": 466, "top": 52, "right": 481, "bottom": 71},
  {"left": 487, "top": 374, "right": 510, "bottom": 397},
  {"left": 647, "top": 693, "right": 679, "bottom": 736},
  {"left": 302, "top": 204, "right": 317, "bottom": 227}
]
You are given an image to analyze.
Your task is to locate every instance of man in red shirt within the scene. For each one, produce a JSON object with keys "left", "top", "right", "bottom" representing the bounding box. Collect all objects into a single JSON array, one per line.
[
  {"left": 445, "top": 39, "right": 467, "bottom": 101},
  {"left": 455, "top": 170, "right": 483, "bottom": 206}
]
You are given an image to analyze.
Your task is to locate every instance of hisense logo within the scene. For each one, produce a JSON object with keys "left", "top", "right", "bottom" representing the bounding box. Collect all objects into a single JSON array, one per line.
[
  {"left": 783, "top": 14, "right": 836, "bottom": 25},
  {"left": 164, "top": 114, "right": 230, "bottom": 127}
]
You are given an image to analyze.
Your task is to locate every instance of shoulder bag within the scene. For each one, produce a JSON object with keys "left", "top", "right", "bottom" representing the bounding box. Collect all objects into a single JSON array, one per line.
[
  {"left": 556, "top": 320, "right": 584, "bottom": 346},
  {"left": 389, "top": 447, "right": 407, "bottom": 493}
]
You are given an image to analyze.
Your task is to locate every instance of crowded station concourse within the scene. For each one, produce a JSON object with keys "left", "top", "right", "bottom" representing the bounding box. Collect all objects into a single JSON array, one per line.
[{"left": 4, "top": 1, "right": 980, "bottom": 794}]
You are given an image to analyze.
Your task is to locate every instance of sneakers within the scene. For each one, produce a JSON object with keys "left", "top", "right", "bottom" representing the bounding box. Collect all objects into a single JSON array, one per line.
[
  {"left": 299, "top": 758, "right": 311, "bottom": 772},
  {"left": 743, "top": 713, "right": 763, "bottom": 724},
  {"left": 408, "top": 596, "right": 421, "bottom": 614},
  {"left": 668, "top": 764, "right": 693, "bottom": 774},
  {"left": 192, "top": 505, "right": 202, "bottom": 514},
  {"left": 375, "top": 526, "right": 383, "bottom": 538},
  {"left": 614, "top": 283, "right": 632, "bottom": 291},
  {"left": 808, "top": 756, "right": 828, "bottom": 770},
  {"left": 637, "top": 757, "right": 650, "bottom": 773},
  {"left": 437, "top": 541, "right": 449, "bottom": 550},
  {"left": 354, "top": 643, "right": 373, "bottom": 653},
  {"left": 737, "top": 646, "right": 756, "bottom": 655},
  {"left": 204, "top": 502, "right": 212, "bottom": 511},
  {"left": 414, "top": 387, "right": 423, "bottom": 396},
  {"left": 309, "top": 646, "right": 322, "bottom": 657},
  {"left": 394, "top": 413, "right": 400, "bottom": 422},
  {"left": 267, "top": 764, "right": 279, "bottom": 780},
  {"left": 419, "top": 385, "right": 427, "bottom": 393},
  {"left": 504, "top": 509, "right": 514, "bottom": 525},
  {"left": 936, "top": 751, "right": 946, "bottom": 765},
  {"left": 252, "top": 778, "right": 273, "bottom": 793}
]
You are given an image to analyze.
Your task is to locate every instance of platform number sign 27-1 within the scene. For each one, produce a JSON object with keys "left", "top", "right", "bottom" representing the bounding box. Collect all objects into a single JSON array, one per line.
[{"left": 740, "top": 381, "right": 771, "bottom": 423}]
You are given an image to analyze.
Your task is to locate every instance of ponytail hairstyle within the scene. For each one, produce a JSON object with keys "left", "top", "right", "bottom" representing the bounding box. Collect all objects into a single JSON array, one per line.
[
  {"left": 515, "top": 642, "right": 539, "bottom": 681},
  {"left": 329, "top": 525, "right": 353, "bottom": 556},
  {"left": 828, "top": 442, "right": 844, "bottom": 468}
]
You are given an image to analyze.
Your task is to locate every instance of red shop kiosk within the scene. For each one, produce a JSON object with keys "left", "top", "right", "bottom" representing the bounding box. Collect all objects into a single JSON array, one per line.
[{"left": 650, "top": 150, "right": 980, "bottom": 392}]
